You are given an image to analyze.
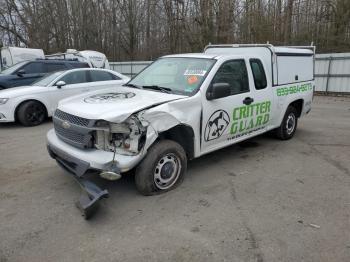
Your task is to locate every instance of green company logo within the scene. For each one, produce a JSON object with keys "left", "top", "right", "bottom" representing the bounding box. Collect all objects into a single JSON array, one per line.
[
  {"left": 277, "top": 83, "right": 312, "bottom": 96},
  {"left": 230, "top": 101, "right": 271, "bottom": 135}
]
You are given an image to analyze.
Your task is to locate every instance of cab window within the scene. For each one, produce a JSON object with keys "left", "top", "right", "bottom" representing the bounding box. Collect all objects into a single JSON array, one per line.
[
  {"left": 59, "top": 71, "right": 88, "bottom": 85},
  {"left": 211, "top": 60, "right": 249, "bottom": 96},
  {"left": 250, "top": 59, "right": 267, "bottom": 90}
]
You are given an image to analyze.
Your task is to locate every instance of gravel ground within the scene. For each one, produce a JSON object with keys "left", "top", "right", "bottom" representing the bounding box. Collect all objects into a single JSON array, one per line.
[{"left": 0, "top": 95, "right": 349, "bottom": 262}]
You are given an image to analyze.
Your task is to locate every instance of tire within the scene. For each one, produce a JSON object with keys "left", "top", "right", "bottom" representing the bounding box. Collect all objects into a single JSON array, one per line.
[
  {"left": 135, "top": 140, "right": 187, "bottom": 196},
  {"left": 17, "top": 101, "right": 47, "bottom": 126},
  {"left": 275, "top": 106, "right": 298, "bottom": 140}
]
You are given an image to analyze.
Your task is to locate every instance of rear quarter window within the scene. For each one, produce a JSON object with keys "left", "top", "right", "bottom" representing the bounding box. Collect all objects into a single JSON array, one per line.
[
  {"left": 249, "top": 59, "right": 267, "bottom": 90},
  {"left": 89, "top": 71, "right": 121, "bottom": 82}
]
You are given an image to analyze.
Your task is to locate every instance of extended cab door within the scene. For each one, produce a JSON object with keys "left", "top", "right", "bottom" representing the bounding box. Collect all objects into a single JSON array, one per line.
[{"left": 200, "top": 57, "right": 274, "bottom": 154}]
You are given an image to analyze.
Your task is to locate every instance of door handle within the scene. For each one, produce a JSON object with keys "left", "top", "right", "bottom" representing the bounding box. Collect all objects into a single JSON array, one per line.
[{"left": 243, "top": 97, "right": 254, "bottom": 105}]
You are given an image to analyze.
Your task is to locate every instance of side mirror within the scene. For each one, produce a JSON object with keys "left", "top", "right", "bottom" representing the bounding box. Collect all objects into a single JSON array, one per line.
[
  {"left": 55, "top": 80, "right": 66, "bottom": 88},
  {"left": 206, "top": 83, "right": 231, "bottom": 100},
  {"left": 17, "top": 69, "right": 25, "bottom": 76}
]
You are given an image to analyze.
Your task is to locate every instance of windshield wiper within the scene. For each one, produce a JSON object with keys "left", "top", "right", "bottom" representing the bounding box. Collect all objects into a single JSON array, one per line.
[
  {"left": 123, "top": 83, "right": 142, "bottom": 89},
  {"left": 142, "top": 85, "right": 172, "bottom": 93}
]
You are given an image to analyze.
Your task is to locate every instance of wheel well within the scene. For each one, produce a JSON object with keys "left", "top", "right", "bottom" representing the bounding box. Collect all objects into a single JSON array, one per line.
[
  {"left": 159, "top": 125, "right": 195, "bottom": 160},
  {"left": 289, "top": 99, "right": 303, "bottom": 117},
  {"left": 15, "top": 99, "right": 48, "bottom": 121}
]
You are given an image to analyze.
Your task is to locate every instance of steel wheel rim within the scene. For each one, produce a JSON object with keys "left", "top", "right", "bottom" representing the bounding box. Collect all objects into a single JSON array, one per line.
[
  {"left": 286, "top": 113, "right": 296, "bottom": 135},
  {"left": 154, "top": 153, "right": 181, "bottom": 190},
  {"left": 26, "top": 104, "right": 45, "bottom": 124}
]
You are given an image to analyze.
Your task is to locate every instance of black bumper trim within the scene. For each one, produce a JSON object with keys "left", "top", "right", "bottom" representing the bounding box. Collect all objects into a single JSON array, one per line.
[{"left": 47, "top": 144, "right": 109, "bottom": 219}]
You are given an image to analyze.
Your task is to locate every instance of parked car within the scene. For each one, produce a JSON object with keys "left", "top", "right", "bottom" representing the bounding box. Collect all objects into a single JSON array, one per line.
[
  {"left": 46, "top": 44, "right": 315, "bottom": 218},
  {"left": 0, "top": 68, "right": 129, "bottom": 126},
  {"left": 0, "top": 59, "right": 90, "bottom": 89}
]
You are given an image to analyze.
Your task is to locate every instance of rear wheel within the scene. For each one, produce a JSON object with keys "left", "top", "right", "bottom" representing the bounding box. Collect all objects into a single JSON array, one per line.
[
  {"left": 275, "top": 106, "right": 298, "bottom": 140},
  {"left": 135, "top": 140, "right": 187, "bottom": 195},
  {"left": 17, "top": 101, "right": 46, "bottom": 126}
]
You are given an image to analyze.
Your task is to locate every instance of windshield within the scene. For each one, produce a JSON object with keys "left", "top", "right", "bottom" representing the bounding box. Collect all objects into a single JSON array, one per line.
[
  {"left": 128, "top": 57, "right": 216, "bottom": 95},
  {"left": 0, "top": 61, "right": 28, "bottom": 74},
  {"left": 31, "top": 71, "right": 64, "bottom": 86}
]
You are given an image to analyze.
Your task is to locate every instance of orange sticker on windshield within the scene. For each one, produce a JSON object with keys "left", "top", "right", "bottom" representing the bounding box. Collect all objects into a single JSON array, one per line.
[{"left": 187, "top": 75, "right": 198, "bottom": 85}]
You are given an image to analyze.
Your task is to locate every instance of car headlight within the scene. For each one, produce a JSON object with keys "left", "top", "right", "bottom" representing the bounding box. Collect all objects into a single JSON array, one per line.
[
  {"left": 0, "top": 98, "right": 9, "bottom": 104},
  {"left": 94, "top": 116, "right": 146, "bottom": 155}
]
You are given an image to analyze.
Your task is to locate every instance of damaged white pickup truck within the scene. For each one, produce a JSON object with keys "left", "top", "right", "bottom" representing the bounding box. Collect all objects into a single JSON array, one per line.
[{"left": 47, "top": 44, "right": 315, "bottom": 218}]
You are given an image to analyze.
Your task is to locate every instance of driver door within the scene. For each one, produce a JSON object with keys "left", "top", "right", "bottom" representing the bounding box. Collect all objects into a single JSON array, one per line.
[{"left": 201, "top": 58, "right": 270, "bottom": 154}]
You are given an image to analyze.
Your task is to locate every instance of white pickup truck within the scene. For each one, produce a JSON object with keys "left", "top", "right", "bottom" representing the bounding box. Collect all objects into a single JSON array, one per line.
[{"left": 47, "top": 44, "right": 315, "bottom": 218}]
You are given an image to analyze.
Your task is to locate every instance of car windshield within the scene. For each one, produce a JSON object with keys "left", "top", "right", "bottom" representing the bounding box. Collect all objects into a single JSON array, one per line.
[
  {"left": 127, "top": 57, "right": 216, "bottom": 95},
  {"left": 31, "top": 71, "right": 64, "bottom": 86},
  {"left": 0, "top": 61, "right": 28, "bottom": 74}
]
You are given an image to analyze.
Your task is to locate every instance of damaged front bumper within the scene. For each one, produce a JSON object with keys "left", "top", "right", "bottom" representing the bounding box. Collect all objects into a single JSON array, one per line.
[{"left": 47, "top": 129, "right": 145, "bottom": 218}]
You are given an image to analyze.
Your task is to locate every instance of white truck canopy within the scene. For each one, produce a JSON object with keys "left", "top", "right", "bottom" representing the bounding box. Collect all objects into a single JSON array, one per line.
[
  {"left": 0, "top": 47, "right": 45, "bottom": 69},
  {"left": 204, "top": 44, "right": 315, "bottom": 86},
  {"left": 45, "top": 49, "right": 110, "bottom": 69}
]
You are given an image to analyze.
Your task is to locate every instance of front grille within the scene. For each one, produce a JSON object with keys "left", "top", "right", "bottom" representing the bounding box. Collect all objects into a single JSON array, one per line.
[
  {"left": 55, "top": 109, "right": 90, "bottom": 127},
  {"left": 54, "top": 123, "right": 85, "bottom": 144}
]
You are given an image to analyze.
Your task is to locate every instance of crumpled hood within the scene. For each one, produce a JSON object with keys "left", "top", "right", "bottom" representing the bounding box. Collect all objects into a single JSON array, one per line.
[
  {"left": 0, "top": 85, "right": 47, "bottom": 98},
  {"left": 58, "top": 86, "right": 187, "bottom": 122}
]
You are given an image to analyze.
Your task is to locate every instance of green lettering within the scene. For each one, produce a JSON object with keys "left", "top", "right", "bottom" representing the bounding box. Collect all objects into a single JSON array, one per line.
[
  {"left": 262, "top": 114, "right": 269, "bottom": 124},
  {"left": 230, "top": 122, "right": 238, "bottom": 134},
  {"left": 232, "top": 108, "right": 240, "bottom": 121},
  {"left": 256, "top": 115, "right": 263, "bottom": 127}
]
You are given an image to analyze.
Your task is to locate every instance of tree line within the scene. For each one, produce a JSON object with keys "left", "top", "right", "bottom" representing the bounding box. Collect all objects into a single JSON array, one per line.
[{"left": 0, "top": 0, "right": 349, "bottom": 61}]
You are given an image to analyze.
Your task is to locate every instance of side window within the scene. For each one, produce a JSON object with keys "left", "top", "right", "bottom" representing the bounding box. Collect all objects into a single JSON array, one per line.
[
  {"left": 19, "top": 62, "right": 45, "bottom": 74},
  {"left": 59, "top": 71, "right": 88, "bottom": 85},
  {"left": 46, "top": 63, "right": 67, "bottom": 73},
  {"left": 250, "top": 59, "right": 267, "bottom": 90},
  {"left": 89, "top": 71, "right": 121, "bottom": 82},
  {"left": 211, "top": 60, "right": 249, "bottom": 95}
]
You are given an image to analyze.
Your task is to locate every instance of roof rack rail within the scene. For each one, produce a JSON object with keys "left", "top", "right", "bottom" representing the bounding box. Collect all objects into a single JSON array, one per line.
[
  {"left": 204, "top": 43, "right": 315, "bottom": 55},
  {"left": 35, "top": 57, "right": 80, "bottom": 61},
  {"left": 204, "top": 43, "right": 275, "bottom": 51}
]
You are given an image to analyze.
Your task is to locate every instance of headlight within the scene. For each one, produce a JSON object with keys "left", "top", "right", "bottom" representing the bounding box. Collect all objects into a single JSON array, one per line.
[
  {"left": 94, "top": 116, "right": 146, "bottom": 155},
  {"left": 0, "top": 98, "right": 9, "bottom": 104}
]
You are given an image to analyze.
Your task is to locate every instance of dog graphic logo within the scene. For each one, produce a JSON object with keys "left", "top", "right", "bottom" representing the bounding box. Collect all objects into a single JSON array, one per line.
[{"left": 204, "top": 110, "right": 230, "bottom": 141}]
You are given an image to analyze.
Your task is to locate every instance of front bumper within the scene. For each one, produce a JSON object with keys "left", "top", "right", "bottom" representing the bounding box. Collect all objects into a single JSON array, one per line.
[
  {"left": 0, "top": 104, "right": 15, "bottom": 122},
  {"left": 47, "top": 129, "right": 144, "bottom": 174},
  {"left": 47, "top": 129, "right": 145, "bottom": 218}
]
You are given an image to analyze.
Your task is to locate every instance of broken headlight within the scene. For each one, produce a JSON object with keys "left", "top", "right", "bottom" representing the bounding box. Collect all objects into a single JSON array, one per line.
[{"left": 94, "top": 116, "right": 146, "bottom": 155}]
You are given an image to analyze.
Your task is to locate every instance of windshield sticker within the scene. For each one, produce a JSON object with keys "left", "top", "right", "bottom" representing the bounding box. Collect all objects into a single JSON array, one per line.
[
  {"left": 84, "top": 92, "right": 135, "bottom": 103},
  {"left": 204, "top": 110, "right": 230, "bottom": 141},
  {"left": 187, "top": 75, "right": 198, "bottom": 85},
  {"left": 184, "top": 69, "right": 207, "bottom": 76}
]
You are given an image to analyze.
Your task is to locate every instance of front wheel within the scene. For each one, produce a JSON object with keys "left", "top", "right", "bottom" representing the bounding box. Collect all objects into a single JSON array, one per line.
[
  {"left": 275, "top": 106, "right": 298, "bottom": 140},
  {"left": 135, "top": 140, "right": 187, "bottom": 196},
  {"left": 17, "top": 101, "right": 47, "bottom": 126}
]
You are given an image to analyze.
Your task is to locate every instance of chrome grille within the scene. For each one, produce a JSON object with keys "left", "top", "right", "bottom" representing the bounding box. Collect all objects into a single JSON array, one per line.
[
  {"left": 54, "top": 109, "right": 90, "bottom": 127},
  {"left": 54, "top": 122, "right": 85, "bottom": 144}
]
